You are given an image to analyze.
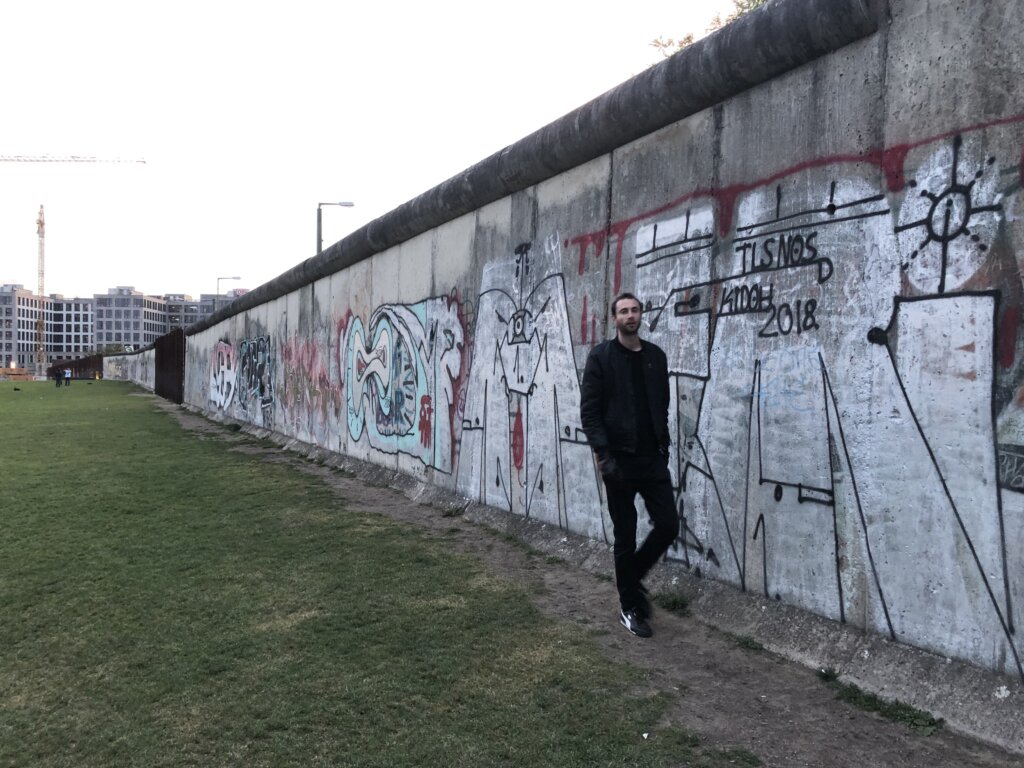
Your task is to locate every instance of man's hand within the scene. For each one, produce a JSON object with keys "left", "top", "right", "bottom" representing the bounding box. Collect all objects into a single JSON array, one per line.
[{"left": 597, "top": 454, "right": 623, "bottom": 483}]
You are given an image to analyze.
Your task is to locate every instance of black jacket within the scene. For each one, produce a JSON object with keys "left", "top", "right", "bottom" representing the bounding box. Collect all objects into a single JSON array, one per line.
[{"left": 579, "top": 338, "right": 670, "bottom": 459}]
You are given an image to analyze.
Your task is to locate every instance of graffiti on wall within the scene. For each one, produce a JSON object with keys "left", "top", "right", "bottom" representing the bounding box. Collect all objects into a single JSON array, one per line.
[
  {"left": 567, "top": 117, "right": 1024, "bottom": 678},
  {"left": 455, "top": 237, "right": 606, "bottom": 539},
  {"left": 280, "top": 334, "right": 338, "bottom": 444},
  {"left": 209, "top": 340, "right": 237, "bottom": 410},
  {"left": 207, "top": 335, "right": 276, "bottom": 429},
  {"left": 186, "top": 107, "right": 1024, "bottom": 679},
  {"left": 237, "top": 335, "right": 275, "bottom": 429},
  {"left": 340, "top": 293, "right": 466, "bottom": 472}
]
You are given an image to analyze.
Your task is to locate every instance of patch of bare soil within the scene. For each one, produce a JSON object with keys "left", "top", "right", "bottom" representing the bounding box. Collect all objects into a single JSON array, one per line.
[{"left": 158, "top": 402, "right": 1020, "bottom": 768}]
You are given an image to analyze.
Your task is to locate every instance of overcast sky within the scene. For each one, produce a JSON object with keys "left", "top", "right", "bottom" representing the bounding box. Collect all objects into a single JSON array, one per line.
[{"left": 0, "top": 0, "right": 735, "bottom": 300}]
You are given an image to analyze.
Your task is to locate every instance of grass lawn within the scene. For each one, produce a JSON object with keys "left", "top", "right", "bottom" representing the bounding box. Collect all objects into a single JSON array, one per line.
[{"left": 0, "top": 381, "right": 733, "bottom": 767}]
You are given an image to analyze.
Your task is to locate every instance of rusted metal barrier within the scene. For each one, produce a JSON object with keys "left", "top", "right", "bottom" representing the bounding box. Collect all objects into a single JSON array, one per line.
[
  {"left": 47, "top": 354, "right": 104, "bottom": 381},
  {"left": 154, "top": 328, "right": 185, "bottom": 404}
]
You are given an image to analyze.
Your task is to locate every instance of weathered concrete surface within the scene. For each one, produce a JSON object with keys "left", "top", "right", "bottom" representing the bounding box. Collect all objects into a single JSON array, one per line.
[{"left": 104, "top": 347, "right": 154, "bottom": 389}]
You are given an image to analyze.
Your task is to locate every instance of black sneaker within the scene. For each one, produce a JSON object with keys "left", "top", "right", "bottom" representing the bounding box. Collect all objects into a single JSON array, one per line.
[{"left": 620, "top": 608, "right": 653, "bottom": 638}]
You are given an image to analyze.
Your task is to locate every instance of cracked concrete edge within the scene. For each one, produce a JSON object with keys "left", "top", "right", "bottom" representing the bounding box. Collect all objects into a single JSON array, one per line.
[{"left": 182, "top": 405, "right": 1024, "bottom": 755}]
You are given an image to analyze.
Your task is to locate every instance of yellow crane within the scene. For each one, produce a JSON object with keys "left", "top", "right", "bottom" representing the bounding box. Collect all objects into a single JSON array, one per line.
[{"left": 2, "top": 154, "right": 145, "bottom": 376}]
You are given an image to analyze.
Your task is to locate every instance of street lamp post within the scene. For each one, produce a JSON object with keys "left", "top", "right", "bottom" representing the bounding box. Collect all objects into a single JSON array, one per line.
[
  {"left": 317, "top": 201, "right": 355, "bottom": 255},
  {"left": 216, "top": 276, "right": 241, "bottom": 312}
]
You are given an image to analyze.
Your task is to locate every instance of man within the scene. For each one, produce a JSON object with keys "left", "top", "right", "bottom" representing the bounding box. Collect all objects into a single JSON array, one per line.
[{"left": 580, "top": 292, "right": 678, "bottom": 638}]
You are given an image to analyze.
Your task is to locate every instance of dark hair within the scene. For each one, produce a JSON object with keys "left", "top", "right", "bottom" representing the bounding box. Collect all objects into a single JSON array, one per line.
[{"left": 610, "top": 291, "right": 641, "bottom": 315}]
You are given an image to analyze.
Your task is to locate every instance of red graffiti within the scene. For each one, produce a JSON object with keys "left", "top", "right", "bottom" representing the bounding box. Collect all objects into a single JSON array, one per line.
[
  {"left": 714, "top": 187, "right": 741, "bottom": 237},
  {"left": 878, "top": 144, "right": 912, "bottom": 193},
  {"left": 574, "top": 230, "right": 607, "bottom": 276},
  {"left": 999, "top": 306, "right": 1021, "bottom": 369},
  {"left": 567, "top": 112, "right": 1024, "bottom": 283},
  {"left": 418, "top": 395, "right": 433, "bottom": 448},
  {"left": 280, "top": 335, "right": 340, "bottom": 431},
  {"left": 336, "top": 309, "right": 354, "bottom": 391},
  {"left": 511, "top": 402, "right": 525, "bottom": 471},
  {"left": 610, "top": 221, "right": 631, "bottom": 293}
]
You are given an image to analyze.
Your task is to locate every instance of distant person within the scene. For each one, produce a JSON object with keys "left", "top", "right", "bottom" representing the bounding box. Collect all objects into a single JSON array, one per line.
[
  {"left": 54, "top": 369, "right": 61, "bottom": 387},
  {"left": 580, "top": 292, "right": 678, "bottom": 638},
  {"left": 64, "top": 368, "right": 71, "bottom": 386}
]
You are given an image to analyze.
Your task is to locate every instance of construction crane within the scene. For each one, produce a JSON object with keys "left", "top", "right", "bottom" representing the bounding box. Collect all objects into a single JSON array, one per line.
[
  {"left": 36, "top": 206, "right": 45, "bottom": 377},
  {"left": 2, "top": 154, "right": 145, "bottom": 376},
  {"left": 0, "top": 155, "right": 146, "bottom": 164}
]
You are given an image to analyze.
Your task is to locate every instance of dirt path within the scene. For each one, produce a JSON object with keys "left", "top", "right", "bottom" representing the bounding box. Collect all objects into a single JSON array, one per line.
[{"left": 158, "top": 400, "right": 1020, "bottom": 767}]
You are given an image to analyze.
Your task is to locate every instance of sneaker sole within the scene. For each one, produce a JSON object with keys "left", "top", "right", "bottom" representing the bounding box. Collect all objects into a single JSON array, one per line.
[{"left": 619, "top": 615, "right": 653, "bottom": 638}]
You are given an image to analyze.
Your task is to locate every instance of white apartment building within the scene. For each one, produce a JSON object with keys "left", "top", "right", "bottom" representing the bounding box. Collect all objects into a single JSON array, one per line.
[
  {"left": 51, "top": 296, "right": 95, "bottom": 358},
  {"left": 161, "top": 290, "right": 246, "bottom": 330},
  {"left": 0, "top": 284, "right": 95, "bottom": 368},
  {"left": 164, "top": 294, "right": 219, "bottom": 330},
  {"left": 92, "top": 286, "right": 168, "bottom": 351},
  {"left": 0, "top": 285, "right": 21, "bottom": 368},
  {"left": 1, "top": 283, "right": 248, "bottom": 365}
]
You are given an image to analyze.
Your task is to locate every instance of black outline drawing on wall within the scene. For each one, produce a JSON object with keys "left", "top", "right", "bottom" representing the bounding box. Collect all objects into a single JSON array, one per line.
[
  {"left": 895, "top": 134, "right": 1002, "bottom": 293},
  {"left": 456, "top": 240, "right": 606, "bottom": 539},
  {"left": 627, "top": 131, "right": 1023, "bottom": 679},
  {"left": 208, "top": 339, "right": 236, "bottom": 410},
  {"left": 868, "top": 291, "right": 1018, "bottom": 669}
]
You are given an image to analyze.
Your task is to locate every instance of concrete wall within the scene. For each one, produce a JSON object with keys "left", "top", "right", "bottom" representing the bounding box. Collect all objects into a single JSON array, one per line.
[
  {"left": 104, "top": 349, "right": 155, "bottom": 390},
  {"left": 179, "top": 0, "right": 1024, "bottom": 679}
]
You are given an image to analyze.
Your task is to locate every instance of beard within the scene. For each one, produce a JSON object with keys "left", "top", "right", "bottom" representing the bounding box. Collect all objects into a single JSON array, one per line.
[{"left": 616, "top": 319, "right": 640, "bottom": 336}]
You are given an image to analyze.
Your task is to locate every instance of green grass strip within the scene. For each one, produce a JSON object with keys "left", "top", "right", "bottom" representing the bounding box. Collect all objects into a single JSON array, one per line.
[
  {"left": 816, "top": 667, "right": 942, "bottom": 735},
  {"left": 0, "top": 382, "right": 757, "bottom": 767},
  {"left": 833, "top": 683, "right": 943, "bottom": 735}
]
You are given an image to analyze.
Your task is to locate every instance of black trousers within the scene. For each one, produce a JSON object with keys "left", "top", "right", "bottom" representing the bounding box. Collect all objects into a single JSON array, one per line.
[{"left": 604, "top": 456, "right": 679, "bottom": 612}]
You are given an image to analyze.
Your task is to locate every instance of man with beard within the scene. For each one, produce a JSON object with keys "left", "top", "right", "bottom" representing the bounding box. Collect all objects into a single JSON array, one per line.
[{"left": 580, "top": 292, "right": 678, "bottom": 638}]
